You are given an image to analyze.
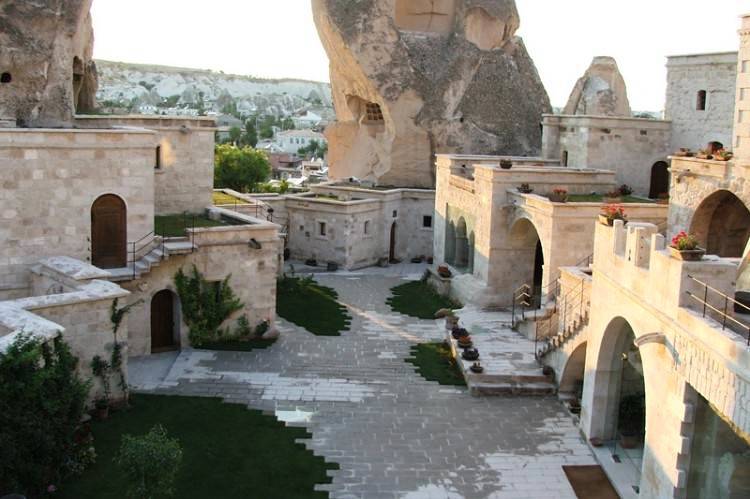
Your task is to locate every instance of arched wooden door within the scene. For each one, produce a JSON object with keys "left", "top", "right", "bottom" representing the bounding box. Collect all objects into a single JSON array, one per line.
[
  {"left": 151, "top": 290, "right": 177, "bottom": 353},
  {"left": 389, "top": 222, "right": 397, "bottom": 262},
  {"left": 91, "top": 194, "right": 127, "bottom": 269},
  {"left": 649, "top": 162, "right": 670, "bottom": 199}
]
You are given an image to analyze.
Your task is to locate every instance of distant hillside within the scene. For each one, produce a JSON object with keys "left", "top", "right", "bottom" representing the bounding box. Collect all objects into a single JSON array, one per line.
[{"left": 95, "top": 60, "right": 333, "bottom": 118}]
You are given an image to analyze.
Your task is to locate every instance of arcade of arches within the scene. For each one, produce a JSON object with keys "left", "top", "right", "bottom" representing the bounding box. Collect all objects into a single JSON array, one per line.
[
  {"left": 690, "top": 190, "right": 750, "bottom": 259},
  {"left": 444, "top": 216, "right": 474, "bottom": 273}
]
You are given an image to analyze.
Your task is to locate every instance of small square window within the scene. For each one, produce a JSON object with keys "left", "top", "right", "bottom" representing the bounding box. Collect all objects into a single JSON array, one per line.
[
  {"left": 392, "top": 210, "right": 398, "bottom": 218},
  {"left": 364, "top": 221, "right": 370, "bottom": 235},
  {"left": 423, "top": 215, "right": 433, "bottom": 228},
  {"left": 318, "top": 222, "right": 327, "bottom": 237},
  {"left": 640, "top": 130, "right": 648, "bottom": 136},
  {"left": 299, "top": 225, "right": 304, "bottom": 231},
  {"left": 155, "top": 145, "right": 162, "bottom": 169}
]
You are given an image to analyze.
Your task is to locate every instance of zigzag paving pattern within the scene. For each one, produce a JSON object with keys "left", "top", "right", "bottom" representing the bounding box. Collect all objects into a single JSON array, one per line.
[{"left": 130, "top": 271, "right": 596, "bottom": 498}]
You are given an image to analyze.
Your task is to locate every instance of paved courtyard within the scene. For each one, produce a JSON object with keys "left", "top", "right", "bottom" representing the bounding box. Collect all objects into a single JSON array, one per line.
[{"left": 130, "top": 265, "right": 596, "bottom": 498}]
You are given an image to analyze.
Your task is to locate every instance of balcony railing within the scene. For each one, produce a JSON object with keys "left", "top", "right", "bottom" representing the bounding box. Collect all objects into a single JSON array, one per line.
[{"left": 685, "top": 275, "right": 750, "bottom": 346}]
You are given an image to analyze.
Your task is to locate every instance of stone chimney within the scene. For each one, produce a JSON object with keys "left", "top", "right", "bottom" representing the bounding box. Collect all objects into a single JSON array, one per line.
[{"left": 734, "top": 13, "right": 750, "bottom": 164}]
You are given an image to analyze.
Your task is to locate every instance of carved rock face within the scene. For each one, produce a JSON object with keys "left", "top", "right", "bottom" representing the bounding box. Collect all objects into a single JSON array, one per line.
[
  {"left": 564, "top": 57, "right": 632, "bottom": 117},
  {"left": 313, "top": 0, "right": 550, "bottom": 187},
  {"left": 0, "top": 0, "right": 97, "bottom": 127}
]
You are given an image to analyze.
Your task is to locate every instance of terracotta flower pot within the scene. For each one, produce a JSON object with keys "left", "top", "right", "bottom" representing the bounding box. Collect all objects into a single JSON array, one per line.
[
  {"left": 669, "top": 246, "right": 705, "bottom": 261},
  {"left": 549, "top": 193, "right": 568, "bottom": 203}
]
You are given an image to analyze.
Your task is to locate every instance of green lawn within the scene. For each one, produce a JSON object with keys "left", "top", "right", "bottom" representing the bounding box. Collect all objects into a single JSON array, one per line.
[
  {"left": 59, "top": 395, "right": 337, "bottom": 499},
  {"left": 212, "top": 191, "right": 245, "bottom": 205},
  {"left": 387, "top": 281, "right": 462, "bottom": 320},
  {"left": 406, "top": 343, "right": 466, "bottom": 386},
  {"left": 276, "top": 277, "right": 351, "bottom": 336},
  {"left": 155, "top": 214, "right": 229, "bottom": 237},
  {"left": 564, "top": 194, "right": 655, "bottom": 204},
  {"left": 197, "top": 338, "right": 277, "bottom": 352}
]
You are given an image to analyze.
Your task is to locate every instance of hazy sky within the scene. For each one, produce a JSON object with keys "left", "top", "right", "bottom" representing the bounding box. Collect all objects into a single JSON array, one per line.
[{"left": 91, "top": 0, "right": 746, "bottom": 111}]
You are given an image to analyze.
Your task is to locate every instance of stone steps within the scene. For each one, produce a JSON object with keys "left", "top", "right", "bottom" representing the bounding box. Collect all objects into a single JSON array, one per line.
[{"left": 108, "top": 239, "right": 195, "bottom": 282}]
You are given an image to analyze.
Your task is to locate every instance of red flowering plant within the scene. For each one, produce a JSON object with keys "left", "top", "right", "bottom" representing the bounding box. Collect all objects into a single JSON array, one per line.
[
  {"left": 552, "top": 187, "right": 568, "bottom": 196},
  {"left": 671, "top": 231, "right": 699, "bottom": 251},
  {"left": 601, "top": 204, "right": 627, "bottom": 223}
]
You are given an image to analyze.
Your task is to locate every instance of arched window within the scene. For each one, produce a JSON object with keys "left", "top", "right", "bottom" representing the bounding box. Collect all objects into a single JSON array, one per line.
[{"left": 697, "top": 90, "right": 707, "bottom": 111}]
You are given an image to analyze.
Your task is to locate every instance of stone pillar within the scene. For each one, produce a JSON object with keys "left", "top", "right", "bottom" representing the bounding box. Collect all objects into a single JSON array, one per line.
[{"left": 734, "top": 14, "right": 750, "bottom": 165}]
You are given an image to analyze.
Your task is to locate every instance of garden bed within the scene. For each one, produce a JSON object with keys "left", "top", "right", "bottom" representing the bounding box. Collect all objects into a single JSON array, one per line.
[
  {"left": 155, "top": 214, "right": 230, "bottom": 237},
  {"left": 406, "top": 343, "right": 466, "bottom": 386},
  {"left": 59, "top": 395, "right": 337, "bottom": 499},
  {"left": 277, "top": 277, "right": 351, "bottom": 336},
  {"left": 387, "top": 280, "right": 461, "bottom": 320}
]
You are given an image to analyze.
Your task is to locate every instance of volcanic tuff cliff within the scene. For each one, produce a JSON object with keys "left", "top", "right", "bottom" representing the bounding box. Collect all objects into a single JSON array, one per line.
[{"left": 313, "top": 0, "right": 552, "bottom": 188}]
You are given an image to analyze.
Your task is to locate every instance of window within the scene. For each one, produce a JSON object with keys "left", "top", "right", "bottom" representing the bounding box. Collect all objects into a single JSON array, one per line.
[
  {"left": 364, "top": 221, "right": 370, "bottom": 235},
  {"left": 318, "top": 222, "right": 327, "bottom": 237},
  {"left": 423, "top": 215, "right": 433, "bottom": 228},
  {"left": 640, "top": 130, "right": 648, "bottom": 136},
  {"left": 365, "top": 103, "right": 385, "bottom": 123},
  {"left": 697, "top": 90, "right": 707, "bottom": 111},
  {"left": 155, "top": 145, "right": 162, "bottom": 169},
  {"left": 0, "top": 72, "right": 11, "bottom": 84},
  {"left": 562, "top": 151, "right": 569, "bottom": 167},
  {"left": 392, "top": 210, "right": 398, "bottom": 218}
]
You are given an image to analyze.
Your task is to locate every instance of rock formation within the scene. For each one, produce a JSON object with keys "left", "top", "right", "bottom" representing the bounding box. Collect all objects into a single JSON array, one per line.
[
  {"left": 312, "top": 0, "right": 551, "bottom": 188},
  {"left": 0, "top": 0, "right": 97, "bottom": 128},
  {"left": 564, "top": 56, "right": 631, "bottom": 117}
]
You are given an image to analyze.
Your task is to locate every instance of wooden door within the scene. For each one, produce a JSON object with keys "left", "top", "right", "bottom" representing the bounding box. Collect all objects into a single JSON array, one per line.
[
  {"left": 91, "top": 194, "right": 127, "bottom": 268},
  {"left": 151, "top": 290, "right": 176, "bottom": 352},
  {"left": 389, "top": 222, "right": 397, "bottom": 262}
]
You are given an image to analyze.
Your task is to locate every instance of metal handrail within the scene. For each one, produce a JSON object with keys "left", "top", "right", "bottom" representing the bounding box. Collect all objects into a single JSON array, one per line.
[
  {"left": 128, "top": 231, "right": 165, "bottom": 280},
  {"left": 686, "top": 275, "right": 750, "bottom": 345}
]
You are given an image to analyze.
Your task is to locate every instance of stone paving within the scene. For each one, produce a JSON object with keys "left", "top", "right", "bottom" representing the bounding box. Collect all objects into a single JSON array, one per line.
[{"left": 130, "top": 265, "right": 596, "bottom": 498}]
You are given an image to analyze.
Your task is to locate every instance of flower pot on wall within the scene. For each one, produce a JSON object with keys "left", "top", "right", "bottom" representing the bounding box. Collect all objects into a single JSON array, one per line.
[
  {"left": 669, "top": 247, "right": 706, "bottom": 261},
  {"left": 549, "top": 193, "right": 568, "bottom": 203}
]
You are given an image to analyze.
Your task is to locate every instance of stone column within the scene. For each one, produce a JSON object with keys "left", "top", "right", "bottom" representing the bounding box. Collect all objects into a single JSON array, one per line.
[{"left": 734, "top": 14, "right": 750, "bottom": 165}]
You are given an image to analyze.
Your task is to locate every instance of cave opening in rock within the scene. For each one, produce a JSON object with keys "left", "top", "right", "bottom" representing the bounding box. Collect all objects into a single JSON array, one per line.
[{"left": 1, "top": 72, "right": 11, "bottom": 84}]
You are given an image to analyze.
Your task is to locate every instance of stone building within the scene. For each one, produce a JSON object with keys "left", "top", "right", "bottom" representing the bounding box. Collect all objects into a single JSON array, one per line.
[
  {"left": 666, "top": 52, "right": 738, "bottom": 153},
  {"left": 313, "top": 0, "right": 551, "bottom": 188},
  {"left": 527, "top": 15, "right": 750, "bottom": 497},
  {"left": 0, "top": 3, "right": 282, "bottom": 403},
  {"left": 542, "top": 57, "right": 672, "bottom": 198}
]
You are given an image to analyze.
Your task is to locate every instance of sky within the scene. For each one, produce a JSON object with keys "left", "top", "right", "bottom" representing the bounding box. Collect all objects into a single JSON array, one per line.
[{"left": 91, "top": 0, "right": 747, "bottom": 111}]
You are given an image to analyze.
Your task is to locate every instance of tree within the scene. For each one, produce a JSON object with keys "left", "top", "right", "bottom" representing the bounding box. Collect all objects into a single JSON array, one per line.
[
  {"left": 243, "top": 120, "right": 258, "bottom": 148},
  {"left": 228, "top": 126, "right": 242, "bottom": 145},
  {"left": 116, "top": 425, "right": 183, "bottom": 499},
  {"left": 281, "top": 117, "right": 295, "bottom": 130},
  {"left": 298, "top": 139, "right": 327, "bottom": 159},
  {"left": 214, "top": 144, "right": 271, "bottom": 192}
]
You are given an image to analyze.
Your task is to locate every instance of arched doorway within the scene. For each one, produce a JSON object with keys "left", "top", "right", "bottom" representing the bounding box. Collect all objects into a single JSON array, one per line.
[
  {"left": 91, "top": 194, "right": 127, "bottom": 269},
  {"left": 468, "top": 232, "right": 475, "bottom": 273},
  {"left": 389, "top": 222, "right": 397, "bottom": 263},
  {"left": 588, "top": 318, "right": 646, "bottom": 450},
  {"left": 560, "top": 341, "right": 587, "bottom": 396},
  {"left": 690, "top": 190, "right": 750, "bottom": 258},
  {"left": 455, "top": 217, "right": 469, "bottom": 269},
  {"left": 510, "top": 218, "right": 544, "bottom": 305},
  {"left": 445, "top": 221, "right": 456, "bottom": 265},
  {"left": 648, "top": 161, "right": 669, "bottom": 199},
  {"left": 151, "top": 290, "right": 179, "bottom": 353}
]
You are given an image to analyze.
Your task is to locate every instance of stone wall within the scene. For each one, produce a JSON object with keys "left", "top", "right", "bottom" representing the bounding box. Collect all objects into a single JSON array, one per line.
[
  {"left": 666, "top": 52, "right": 737, "bottom": 152},
  {"left": 76, "top": 115, "right": 217, "bottom": 215},
  {"left": 0, "top": 128, "right": 157, "bottom": 298},
  {"left": 581, "top": 221, "right": 749, "bottom": 498},
  {"left": 542, "top": 115, "right": 671, "bottom": 196}
]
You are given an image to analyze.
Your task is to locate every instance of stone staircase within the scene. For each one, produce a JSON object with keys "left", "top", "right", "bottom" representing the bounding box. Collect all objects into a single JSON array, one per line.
[
  {"left": 107, "top": 238, "right": 196, "bottom": 282},
  {"left": 536, "top": 309, "right": 589, "bottom": 359}
]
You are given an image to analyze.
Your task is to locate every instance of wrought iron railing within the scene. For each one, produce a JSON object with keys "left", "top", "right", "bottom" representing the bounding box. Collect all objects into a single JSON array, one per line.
[
  {"left": 685, "top": 275, "right": 750, "bottom": 346},
  {"left": 511, "top": 284, "right": 532, "bottom": 328},
  {"left": 127, "top": 232, "right": 165, "bottom": 280}
]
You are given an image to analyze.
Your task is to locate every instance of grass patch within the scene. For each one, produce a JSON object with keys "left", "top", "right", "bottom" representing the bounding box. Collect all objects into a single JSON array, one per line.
[
  {"left": 197, "top": 338, "right": 277, "bottom": 352},
  {"left": 276, "top": 277, "right": 351, "bottom": 336},
  {"left": 155, "top": 213, "right": 230, "bottom": 237},
  {"left": 406, "top": 342, "right": 466, "bottom": 386},
  {"left": 387, "top": 280, "right": 462, "bottom": 319},
  {"left": 565, "top": 194, "right": 655, "bottom": 204},
  {"left": 59, "top": 394, "right": 337, "bottom": 499},
  {"left": 213, "top": 191, "right": 245, "bottom": 205}
]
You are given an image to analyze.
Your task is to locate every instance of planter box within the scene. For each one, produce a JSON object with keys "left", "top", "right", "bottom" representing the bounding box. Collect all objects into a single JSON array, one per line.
[
  {"left": 669, "top": 246, "right": 705, "bottom": 261},
  {"left": 549, "top": 194, "right": 568, "bottom": 203}
]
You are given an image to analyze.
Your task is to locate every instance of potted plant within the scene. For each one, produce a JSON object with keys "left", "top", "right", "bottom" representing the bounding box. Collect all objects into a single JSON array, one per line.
[
  {"left": 604, "top": 189, "right": 623, "bottom": 203},
  {"left": 599, "top": 204, "right": 627, "bottom": 226},
  {"left": 457, "top": 336, "right": 473, "bottom": 349},
  {"left": 500, "top": 159, "right": 513, "bottom": 170},
  {"left": 452, "top": 327, "right": 469, "bottom": 340},
  {"left": 462, "top": 348, "right": 480, "bottom": 361},
  {"left": 714, "top": 149, "right": 734, "bottom": 162},
  {"left": 618, "top": 394, "right": 645, "bottom": 449},
  {"left": 669, "top": 231, "right": 705, "bottom": 261},
  {"left": 470, "top": 362, "right": 484, "bottom": 374},
  {"left": 619, "top": 184, "right": 633, "bottom": 197},
  {"left": 674, "top": 148, "right": 692, "bottom": 157},
  {"left": 696, "top": 148, "right": 713, "bottom": 160},
  {"left": 518, "top": 183, "right": 534, "bottom": 194},
  {"left": 549, "top": 188, "right": 568, "bottom": 203},
  {"left": 437, "top": 265, "right": 452, "bottom": 279}
]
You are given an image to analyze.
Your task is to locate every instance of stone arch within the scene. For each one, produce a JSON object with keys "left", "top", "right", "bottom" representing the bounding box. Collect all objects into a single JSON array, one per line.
[
  {"left": 587, "top": 317, "right": 645, "bottom": 444},
  {"left": 150, "top": 289, "right": 181, "bottom": 353},
  {"left": 509, "top": 217, "right": 544, "bottom": 302},
  {"left": 445, "top": 220, "right": 456, "bottom": 265},
  {"left": 648, "top": 161, "right": 670, "bottom": 199},
  {"left": 468, "top": 231, "right": 475, "bottom": 273},
  {"left": 455, "top": 217, "right": 469, "bottom": 268},
  {"left": 689, "top": 189, "right": 750, "bottom": 258},
  {"left": 559, "top": 341, "right": 587, "bottom": 396}
]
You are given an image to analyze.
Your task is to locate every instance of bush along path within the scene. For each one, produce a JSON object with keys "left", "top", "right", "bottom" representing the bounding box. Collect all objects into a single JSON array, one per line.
[
  {"left": 406, "top": 342, "right": 466, "bottom": 387},
  {"left": 387, "top": 280, "right": 462, "bottom": 320},
  {"left": 276, "top": 276, "right": 352, "bottom": 336}
]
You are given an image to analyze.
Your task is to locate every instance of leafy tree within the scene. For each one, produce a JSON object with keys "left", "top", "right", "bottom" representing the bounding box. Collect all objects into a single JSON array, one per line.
[
  {"left": 243, "top": 120, "right": 258, "bottom": 147},
  {"left": 281, "top": 117, "right": 295, "bottom": 130},
  {"left": 228, "top": 126, "right": 242, "bottom": 145},
  {"left": 298, "top": 139, "right": 327, "bottom": 159},
  {"left": 214, "top": 144, "right": 271, "bottom": 192},
  {"left": 115, "top": 425, "right": 183, "bottom": 499},
  {"left": 0, "top": 335, "right": 89, "bottom": 496}
]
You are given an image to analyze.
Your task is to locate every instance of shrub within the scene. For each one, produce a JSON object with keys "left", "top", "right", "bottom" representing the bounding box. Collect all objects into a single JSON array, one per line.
[
  {"left": 174, "top": 265, "right": 243, "bottom": 347},
  {"left": 671, "top": 231, "right": 699, "bottom": 251},
  {"left": 618, "top": 184, "right": 634, "bottom": 196},
  {"left": 0, "top": 335, "right": 89, "bottom": 496},
  {"left": 115, "top": 425, "right": 183, "bottom": 499}
]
